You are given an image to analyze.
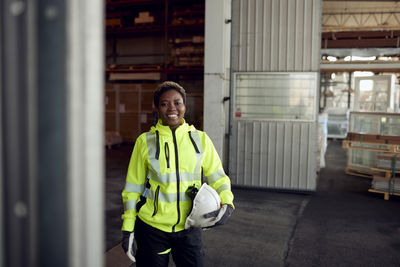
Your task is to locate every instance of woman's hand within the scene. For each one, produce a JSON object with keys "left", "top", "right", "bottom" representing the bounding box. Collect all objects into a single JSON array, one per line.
[{"left": 203, "top": 204, "right": 234, "bottom": 227}]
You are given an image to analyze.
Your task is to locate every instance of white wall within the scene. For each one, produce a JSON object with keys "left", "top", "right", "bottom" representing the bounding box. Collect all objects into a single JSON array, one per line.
[{"left": 204, "top": 0, "right": 232, "bottom": 163}]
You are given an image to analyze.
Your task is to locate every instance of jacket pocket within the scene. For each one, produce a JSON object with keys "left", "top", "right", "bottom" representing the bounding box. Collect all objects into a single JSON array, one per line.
[
  {"left": 136, "top": 178, "right": 150, "bottom": 213},
  {"left": 164, "top": 142, "right": 170, "bottom": 168},
  {"left": 152, "top": 185, "right": 160, "bottom": 217}
]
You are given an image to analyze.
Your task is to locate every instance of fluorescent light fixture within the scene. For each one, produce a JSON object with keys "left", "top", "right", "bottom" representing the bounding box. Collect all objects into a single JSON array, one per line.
[
  {"left": 327, "top": 56, "right": 337, "bottom": 62},
  {"left": 354, "top": 71, "right": 374, "bottom": 77}
]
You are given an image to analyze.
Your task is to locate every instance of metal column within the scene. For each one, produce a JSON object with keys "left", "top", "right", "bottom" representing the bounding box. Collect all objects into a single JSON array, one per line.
[
  {"left": 1, "top": 0, "right": 104, "bottom": 266},
  {"left": 1, "top": 0, "right": 39, "bottom": 265}
]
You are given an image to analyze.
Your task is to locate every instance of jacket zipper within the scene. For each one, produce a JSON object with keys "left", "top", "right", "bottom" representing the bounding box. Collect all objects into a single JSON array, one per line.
[
  {"left": 171, "top": 130, "right": 180, "bottom": 232},
  {"left": 152, "top": 185, "right": 160, "bottom": 216},
  {"left": 164, "top": 142, "right": 170, "bottom": 168}
]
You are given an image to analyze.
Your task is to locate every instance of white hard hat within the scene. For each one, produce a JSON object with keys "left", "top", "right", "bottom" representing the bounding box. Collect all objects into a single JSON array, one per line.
[{"left": 185, "top": 183, "right": 221, "bottom": 229}]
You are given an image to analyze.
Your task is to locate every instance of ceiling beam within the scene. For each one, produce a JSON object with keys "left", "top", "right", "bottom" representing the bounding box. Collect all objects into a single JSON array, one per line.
[
  {"left": 320, "top": 61, "right": 400, "bottom": 72},
  {"left": 321, "top": 30, "right": 400, "bottom": 48},
  {"left": 322, "top": 38, "right": 399, "bottom": 48},
  {"left": 322, "top": 31, "right": 400, "bottom": 38}
]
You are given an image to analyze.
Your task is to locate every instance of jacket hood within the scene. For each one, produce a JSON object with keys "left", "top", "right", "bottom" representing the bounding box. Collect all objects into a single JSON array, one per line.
[{"left": 150, "top": 119, "right": 196, "bottom": 136}]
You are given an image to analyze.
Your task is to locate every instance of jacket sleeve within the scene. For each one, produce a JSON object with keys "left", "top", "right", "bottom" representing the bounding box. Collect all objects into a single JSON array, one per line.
[
  {"left": 201, "top": 133, "right": 234, "bottom": 207},
  {"left": 121, "top": 135, "right": 148, "bottom": 232}
]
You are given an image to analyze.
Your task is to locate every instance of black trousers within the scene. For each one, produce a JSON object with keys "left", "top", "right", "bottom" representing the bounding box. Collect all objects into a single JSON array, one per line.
[{"left": 135, "top": 218, "right": 204, "bottom": 267}]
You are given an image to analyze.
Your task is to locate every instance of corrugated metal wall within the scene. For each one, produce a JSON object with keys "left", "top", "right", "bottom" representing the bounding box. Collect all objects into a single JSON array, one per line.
[
  {"left": 232, "top": 0, "right": 321, "bottom": 72},
  {"left": 229, "top": 0, "right": 322, "bottom": 191},
  {"left": 230, "top": 120, "right": 317, "bottom": 190}
]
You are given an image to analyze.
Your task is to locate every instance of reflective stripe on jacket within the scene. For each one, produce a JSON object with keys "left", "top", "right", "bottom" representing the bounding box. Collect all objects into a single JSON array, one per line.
[{"left": 121, "top": 119, "right": 234, "bottom": 233}]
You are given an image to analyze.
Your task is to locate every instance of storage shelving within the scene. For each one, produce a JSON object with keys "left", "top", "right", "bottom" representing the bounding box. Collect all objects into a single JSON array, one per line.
[
  {"left": 105, "top": 0, "right": 204, "bottom": 68},
  {"left": 105, "top": 83, "right": 156, "bottom": 142},
  {"left": 105, "top": 0, "right": 205, "bottom": 143}
]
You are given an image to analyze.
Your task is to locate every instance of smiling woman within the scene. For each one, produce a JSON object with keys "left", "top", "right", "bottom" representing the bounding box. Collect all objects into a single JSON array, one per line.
[
  {"left": 154, "top": 82, "right": 187, "bottom": 130},
  {"left": 120, "top": 81, "right": 234, "bottom": 267}
]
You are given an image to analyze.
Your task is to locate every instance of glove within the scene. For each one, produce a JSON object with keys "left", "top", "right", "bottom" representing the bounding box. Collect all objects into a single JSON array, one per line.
[
  {"left": 203, "top": 204, "right": 234, "bottom": 227},
  {"left": 121, "top": 231, "right": 136, "bottom": 262}
]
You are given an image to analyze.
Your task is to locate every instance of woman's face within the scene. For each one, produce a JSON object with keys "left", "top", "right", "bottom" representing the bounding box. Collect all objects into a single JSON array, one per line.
[{"left": 156, "top": 89, "right": 186, "bottom": 130}]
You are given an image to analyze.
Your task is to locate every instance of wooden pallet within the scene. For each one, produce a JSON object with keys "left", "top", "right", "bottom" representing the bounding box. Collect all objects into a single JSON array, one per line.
[
  {"left": 377, "top": 153, "right": 400, "bottom": 160},
  {"left": 370, "top": 167, "right": 400, "bottom": 179},
  {"left": 345, "top": 167, "right": 375, "bottom": 178},
  {"left": 368, "top": 189, "right": 400, "bottom": 200},
  {"left": 346, "top": 132, "right": 400, "bottom": 145},
  {"left": 342, "top": 140, "right": 400, "bottom": 152},
  {"left": 343, "top": 132, "right": 400, "bottom": 152}
]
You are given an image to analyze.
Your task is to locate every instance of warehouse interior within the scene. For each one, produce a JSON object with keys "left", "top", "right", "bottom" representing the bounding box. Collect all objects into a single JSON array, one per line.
[
  {"left": 1, "top": 0, "right": 400, "bottom": 266},
  {"left": 104, "top": 0, "right": 400, "bottom": 266}
]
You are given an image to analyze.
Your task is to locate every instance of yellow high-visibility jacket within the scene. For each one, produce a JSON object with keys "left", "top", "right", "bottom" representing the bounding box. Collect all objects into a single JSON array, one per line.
[{"left": 121, "top": 119, "right": 234, "bottom": 233}]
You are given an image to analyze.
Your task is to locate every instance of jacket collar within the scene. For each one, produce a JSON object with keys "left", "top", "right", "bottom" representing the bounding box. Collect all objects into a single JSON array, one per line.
[{"left": 150, "top": 119, "right": 194, "bottom": 136}]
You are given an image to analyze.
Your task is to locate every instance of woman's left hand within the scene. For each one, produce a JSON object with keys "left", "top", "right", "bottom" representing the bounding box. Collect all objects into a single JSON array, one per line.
[{"left": 203, "top": 204, "right": 234, "bottom": 227}]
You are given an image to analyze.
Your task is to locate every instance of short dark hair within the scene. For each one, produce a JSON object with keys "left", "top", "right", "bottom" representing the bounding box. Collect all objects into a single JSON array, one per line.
[{"left": 153, "top": 81, "right": 186, "bottom": 107}]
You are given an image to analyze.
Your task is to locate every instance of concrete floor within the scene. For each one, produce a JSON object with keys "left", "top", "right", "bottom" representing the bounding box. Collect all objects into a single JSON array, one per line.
[{"left": 105, "top": 141, "right": 400, "bottom": 267}]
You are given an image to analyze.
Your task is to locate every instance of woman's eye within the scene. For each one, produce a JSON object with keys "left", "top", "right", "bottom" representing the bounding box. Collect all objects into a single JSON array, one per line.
[
  {"left": 175, "top": 102, "right": 181, "bottom": 106},
  {"left": 161, "top": 103, "right": 168, "bottom": 107}
]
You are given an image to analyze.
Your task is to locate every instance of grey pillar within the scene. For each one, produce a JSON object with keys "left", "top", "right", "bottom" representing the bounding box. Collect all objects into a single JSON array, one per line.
[
  {"left": 1, "top": 0, "right": 104, "bottom": 266},
  {"left": 1, "top": 0, "right": 39, "bottom": 265}
]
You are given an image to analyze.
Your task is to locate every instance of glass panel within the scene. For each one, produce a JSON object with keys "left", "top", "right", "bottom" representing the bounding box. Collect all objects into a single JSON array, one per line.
[
  {"left": 355, "top": 76, "right": 394, "bottom": 112},
  {"left": 374, "top": 102, "right": 388, "bottom": 112},
  {"left": 235, "top": 73, "right": 317, "bottom": 120},
  {"left": 350, "top": 147, "right": 380, "bottom": 168},
  {"left": 375, "top": 79, "right": 389, "bottom": 92},
  {"left": 376, "top": 92, "right": 388, "bottom": 102},
  {"left": 327, "top": 122, "right": 348, "bottom": 136},
  {"left": 348, "top": 111, "right": 400, "bottom": 170},
  {"left": 349, "top": 112, "right": 400, "bottom": 135},
  {"left": 380, "top": 116, "right": 400, "bottom": 135},
  {"left": 359, "top": 79, "right": 373, "bottom": 103},
  {"left": 350, "top": 114, "right": 380, "bottom": 133},
  {"left": 358, "top": 103, "right": 374, "bottom": 111}
]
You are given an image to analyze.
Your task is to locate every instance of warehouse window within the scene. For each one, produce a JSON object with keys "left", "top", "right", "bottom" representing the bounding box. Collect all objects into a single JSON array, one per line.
[{"left": 234, "top": 72, "right": 318, "bottom": 121}]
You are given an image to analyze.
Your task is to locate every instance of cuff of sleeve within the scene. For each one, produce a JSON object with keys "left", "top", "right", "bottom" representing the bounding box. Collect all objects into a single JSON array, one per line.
[
  {"left": 121, "top": 217, "right": 136, "bottom": 232},
  {"left": 220, "top": 191, "right": 234, "bottom": 209}
]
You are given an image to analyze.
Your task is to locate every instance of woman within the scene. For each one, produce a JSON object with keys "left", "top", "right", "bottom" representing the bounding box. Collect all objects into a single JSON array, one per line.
[{"left": 121, "top": 81, "right": 234, "bottom": 267}]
